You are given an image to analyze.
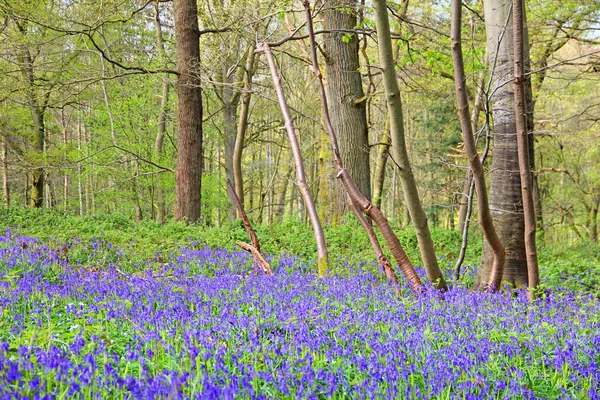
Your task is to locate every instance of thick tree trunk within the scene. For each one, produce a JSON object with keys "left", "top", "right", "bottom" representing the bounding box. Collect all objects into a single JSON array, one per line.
[
  {"left": 372, "top": 0, "right": 446, "bottom": 289},
  {"left": 260, "top": 42, "right": 329, "bottom": 276},
  {"left": 479, "top": 0, "right": 528, "bottom": 288},
  {"left": 451, "top": 0, "right": 505, "bottom": 289},
  {"left": 154, "top": 1, "right": 170, "bottom": 224},
  {"left": 513, "top": 0, "right": 539, "bottom": 293},
  {"left": 174, "top": 0, "right": 203, "bottom": 223},
  {"left": 233, "top": 43, "right": 257, "bottom": 216},
  {"left": 324, "top": 0, "right": 371, "bottom": 218}
]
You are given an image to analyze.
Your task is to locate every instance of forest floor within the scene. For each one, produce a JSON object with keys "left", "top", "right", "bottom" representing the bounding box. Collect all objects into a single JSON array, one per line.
[{"left": 0, "top": 208, "right": 599, "bottom": 398}]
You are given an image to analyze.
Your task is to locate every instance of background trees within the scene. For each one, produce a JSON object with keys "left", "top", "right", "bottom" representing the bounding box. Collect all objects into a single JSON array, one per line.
[{"left": 0, "top": 0, "right": 598, "bottom": 279}]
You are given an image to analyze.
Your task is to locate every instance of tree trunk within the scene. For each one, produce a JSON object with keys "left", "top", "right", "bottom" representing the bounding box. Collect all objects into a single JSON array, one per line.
[
  {"left": 513, "top": 0, "right": 539, "bottom": 293},
  {"left": 1, "top": 139, "right": 8, "bottom": 207},
  {"left": 479, "top": 0, "right": 528, "bottom": 288},
  {"left": 457, "top": 70, "right": 486, "bottom": 233},
  {"left": 590, "top": 188, "right": 600, "bottom": 243},
  {"left": 222, "top": 62, "right": 241, "bottom": 223},
  {"left": 451, "top": 0, "right": 505, "bottom": 289},
  {"left": 372, "top": 115, "right": 391, "bottom": 210},
  {"left": 372, "top": 0, "right": 446, "bottom": 289},
  {"left": 324, "top": 0, "right": 371, "bottom": 219},
  {"left": 305, "top": 1, "right": 417, "bottom": 291},
  {"left": 154, "top": 1, "right": 170, "bottom": 224},
  {"left": 260, "top": 42, "right": 329, "bottom": 277},
  {"left": 174, "top": 0, "right": 203, "bottom": 223},
  {"left": 233, "top": 43, "right": 257, "bottom": 217}
]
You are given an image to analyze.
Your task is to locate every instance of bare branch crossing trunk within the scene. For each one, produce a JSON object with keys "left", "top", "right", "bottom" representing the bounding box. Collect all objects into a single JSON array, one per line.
[
  {"left": 304, "top": 1, "right": 420, "bottom": 292},
  {"left": 451, "top": 0, "right": 505, "bottom": 289}
]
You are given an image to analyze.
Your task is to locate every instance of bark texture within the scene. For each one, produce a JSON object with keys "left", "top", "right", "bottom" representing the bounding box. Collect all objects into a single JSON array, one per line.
[
  {"left": 174, "top": 0, "right": 203, "bottom": 223},
  {"left": 324, "top": 0, "right": 371, "bottom": 217},
  {"left": 479, "top": 0, "right": 528, "bottom": 287},
  {"left": 372, "top": 0, "right": 446, "bottom": 289}
]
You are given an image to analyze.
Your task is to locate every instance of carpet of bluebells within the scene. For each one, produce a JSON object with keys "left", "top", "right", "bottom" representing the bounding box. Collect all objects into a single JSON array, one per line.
[{"left": 0, "top": 230, "right": 599, "bottom": 399}]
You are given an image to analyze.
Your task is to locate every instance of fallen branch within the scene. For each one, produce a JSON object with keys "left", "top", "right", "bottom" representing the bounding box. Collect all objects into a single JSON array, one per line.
[{"left": 226, "top": 179, "right": 272, "bottom": 276}]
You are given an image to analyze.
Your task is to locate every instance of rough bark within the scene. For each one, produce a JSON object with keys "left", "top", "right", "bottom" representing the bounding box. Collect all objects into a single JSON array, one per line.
[
  {"left": 260, "top": 42, "right": 329, "bottom": 277},
  {"left": 479, "top": 0, "right": 528, "bottom": 288},
  {"left": 513, "top": 0, "right": 539, "bottom": 293},
  {"left": 372, "top": 0, "right": 446, "bottom": 289},
  {"left": 451, "top": 0, "right": 505, "bottom": 289},
  {"left": 174, "top": 0, "right": 203, "bottom": 223},
  {"left": 154, "top": 1, "right": 170, "bottom": 224},
  {"left": 324, "top": 0, "right": 371, "bottom": 218},
  {"left": 305, "top": 1, "right": 418, "bottom": 292}
]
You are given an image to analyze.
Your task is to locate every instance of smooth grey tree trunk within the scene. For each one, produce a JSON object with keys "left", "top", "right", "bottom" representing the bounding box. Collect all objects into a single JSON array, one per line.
[{"left": 479, "top": 0, "right": 530, "bottom": 287}]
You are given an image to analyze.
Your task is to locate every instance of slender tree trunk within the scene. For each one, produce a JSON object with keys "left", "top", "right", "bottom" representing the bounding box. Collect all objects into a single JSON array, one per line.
[
  {"left": 480, "top": 0, "right": 528, "bottom": 288},
  {"left": 457, "top": 70, "right": 486, "bottom": 233},
  {"left": 260, "top": 42, "right": 329, "bottom": 276},
  {"left": 223, "top": 64, "right": 241, "bottom": 223},
  {"left": 233, "top": 43, "right": 257, "bottom": 216},
  {"left": 276, "top": 163, "right": 293, "bottom": 222},
  {"left": 1, "top": 139, "right": 8, "bottom": 207},
  {"left": 451, "top": 0, "right": 505, "bottom": 289},
  {"left": 590, "top": 188, "right": 600, "bottom": 243},
  {"left": 77, "top": 110, "right": 85, "bottom": 217},
  {"left": 324, "top": 0, "right": 371, "bottom": 218},
  {"left": 372, "top": 0, "right": 446, "bottom": 289},
  {"left": 154, "top": 1, "right": 170, "bottom": 224},
  {"left": 372, "top": 115, "right": 391, "bottom": 210},
  {"left": 174, "top": 0, "right": 203, "bottom": 223},
  {"left": 513, "top": 0, "right": 539, "bottom": 293}
]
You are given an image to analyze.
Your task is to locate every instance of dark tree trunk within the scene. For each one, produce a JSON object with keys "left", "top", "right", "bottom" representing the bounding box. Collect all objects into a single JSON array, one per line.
[
  {"left": 173, "top": 0, "right": 203, "bottom": 223},
  {"left": 324, "top": 0, "right": 371, "bottom": 218}
]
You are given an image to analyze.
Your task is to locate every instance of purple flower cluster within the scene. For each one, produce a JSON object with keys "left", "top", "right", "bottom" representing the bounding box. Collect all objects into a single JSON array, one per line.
[{"left": 0, "top": 230, "right": 599, "bottom": 399}]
